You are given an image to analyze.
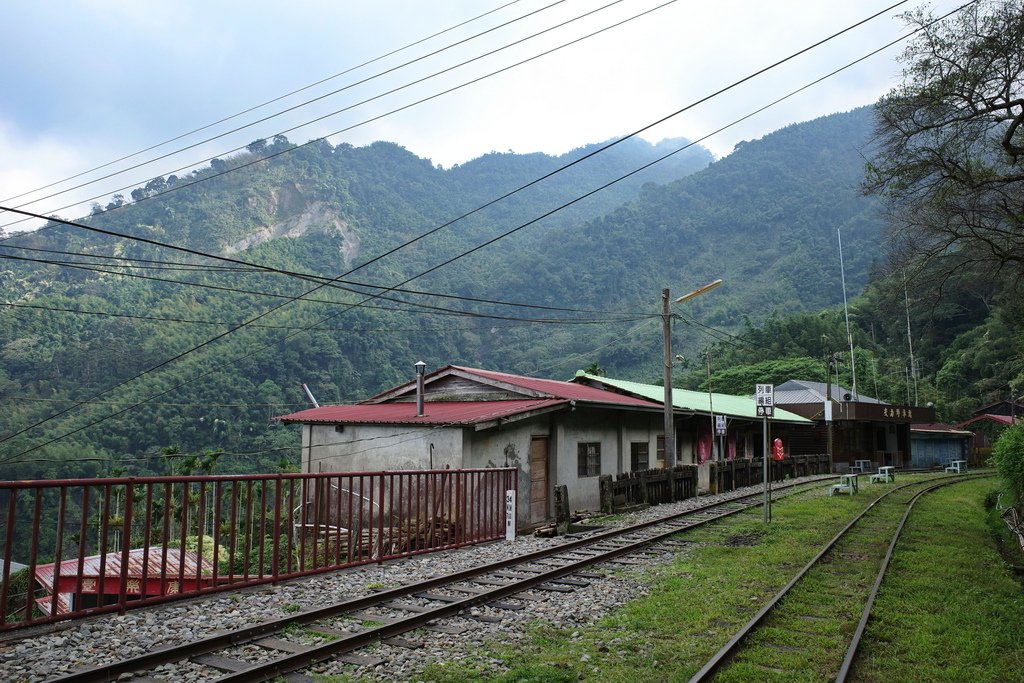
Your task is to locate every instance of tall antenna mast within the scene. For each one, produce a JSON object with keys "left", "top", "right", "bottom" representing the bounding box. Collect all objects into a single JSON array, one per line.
[
  {"left": 838, "top": 228, "right": 858, "bottom": 399},
  {"left": 903, "top": 272, "right": 918, "bottom": 405}
]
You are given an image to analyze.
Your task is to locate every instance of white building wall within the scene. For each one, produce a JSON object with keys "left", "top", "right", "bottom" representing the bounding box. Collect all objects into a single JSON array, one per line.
[
  {"left": 466, "top": 421, "right": 551, "bottom": 526},
  {"left": 552, "top": 410, "right": 663, "bottom": 512},
  {"left": 302, "top": 424, "right": 464, "bottom": 473}
]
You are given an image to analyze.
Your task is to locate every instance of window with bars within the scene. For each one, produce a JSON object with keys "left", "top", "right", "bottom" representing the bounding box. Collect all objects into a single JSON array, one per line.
[
  {"left": 577, "top": 442, "right": 601, "bottom": 477},
  {"left": 630, "top": 442, "right": 649, "bottom": 471},
  {"left": 656, "top": 435, "right": 665, "bottom": 465}
]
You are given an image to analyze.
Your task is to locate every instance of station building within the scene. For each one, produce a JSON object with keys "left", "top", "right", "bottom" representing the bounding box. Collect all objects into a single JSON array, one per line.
[{"left": 771, "top": 379, "right": 935, "bottom": 470}]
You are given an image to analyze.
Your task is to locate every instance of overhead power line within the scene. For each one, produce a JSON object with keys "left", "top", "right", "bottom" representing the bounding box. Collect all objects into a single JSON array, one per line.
[
  {"left": 0, "top": 0, "right": 534, "bottom": 205},
  {"left": 0, "top": 0, "right": 650, "bottom": 229},
  {"left": 0, "top": 242, "right": 650, "bottom": 317},
  {"left": 0, "top": 0, "right": 936, "bottom": 464}
]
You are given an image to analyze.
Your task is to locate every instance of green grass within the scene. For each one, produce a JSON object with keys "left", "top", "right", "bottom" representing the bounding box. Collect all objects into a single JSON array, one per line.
[
  {"left": 853, "top": 478, "right": 1024, "bottom": 682},
  {"left": 419, "top": 485, "right": 871, "bottom": 681},
  {"left": 408, "top": 477, "right": 1023, "bottom": 682}
]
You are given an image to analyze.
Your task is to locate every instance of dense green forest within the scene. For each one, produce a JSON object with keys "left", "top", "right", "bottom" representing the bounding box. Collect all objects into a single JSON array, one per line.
[{"left": 1, "top": 106, "right": 1020, "bottom": 480}]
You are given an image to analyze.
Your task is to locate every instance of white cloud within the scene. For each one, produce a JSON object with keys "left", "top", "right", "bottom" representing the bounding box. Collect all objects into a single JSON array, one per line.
[{"left": 0, "top": 0, "right": 944, "bottom": 205}]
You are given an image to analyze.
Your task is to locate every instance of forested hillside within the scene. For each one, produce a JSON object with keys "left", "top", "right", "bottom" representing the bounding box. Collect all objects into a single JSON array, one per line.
[{"left": 6, "top": 105, "right": 993, "bottom": 480}]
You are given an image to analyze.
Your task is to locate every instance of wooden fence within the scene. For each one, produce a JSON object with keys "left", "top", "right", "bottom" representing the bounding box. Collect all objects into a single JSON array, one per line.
[
  {"left": 598, "top": 465, "right": 698, "bottom": 513},
  {"left": 709, "top": 454, "right": 831, "bottom": 494},
  {"left": 598, "top": 455, "right": 831, "bottom": 513}
]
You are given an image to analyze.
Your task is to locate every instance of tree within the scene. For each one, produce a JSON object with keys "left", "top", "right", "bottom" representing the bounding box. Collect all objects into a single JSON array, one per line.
[{"left": 865, "top": 0, "right": 1024, "bottom": 285}]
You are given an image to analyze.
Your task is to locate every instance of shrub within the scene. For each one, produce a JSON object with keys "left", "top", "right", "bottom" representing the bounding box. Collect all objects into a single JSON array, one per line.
[{"left": 992, "top": 423, "right": 1024, "bottom": 504}]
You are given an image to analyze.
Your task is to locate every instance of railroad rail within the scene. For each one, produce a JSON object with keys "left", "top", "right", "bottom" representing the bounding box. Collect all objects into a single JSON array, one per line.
[
  {"left": 688, "top": 471, "right": 992, "bottom": 682},
  {"left": 49, "top": 476, "right": 834, "bottom": 682}
]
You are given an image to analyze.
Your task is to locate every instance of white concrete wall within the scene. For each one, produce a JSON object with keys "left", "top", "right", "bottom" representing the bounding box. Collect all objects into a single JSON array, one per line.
[
  {"left": 465, "top": 421, "right": 550, "bottom": 526},
  {"left": 551, "top": 410, "right": 664, "bottom": 512},
  {"left": 302, "top": 424, "right": 464, "bottom": 473}
]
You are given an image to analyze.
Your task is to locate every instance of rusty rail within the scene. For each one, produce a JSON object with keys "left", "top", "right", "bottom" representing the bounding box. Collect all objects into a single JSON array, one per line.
[{"left": 0, "top": 467, "right": 517, "bottom": 631}]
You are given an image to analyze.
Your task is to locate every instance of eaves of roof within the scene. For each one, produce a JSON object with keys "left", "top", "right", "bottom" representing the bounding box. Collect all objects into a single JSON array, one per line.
[
  {"left": 910, "top": 423, "right": 973, "bottom": 436},
  {"left": 278, "top": 399, "right": 580, "bottom": 427}
]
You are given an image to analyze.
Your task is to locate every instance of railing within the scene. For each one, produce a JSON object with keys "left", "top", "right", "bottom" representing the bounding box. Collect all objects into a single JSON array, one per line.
[
  {"left": 0, "top": 467, "right": 517, "bottom": 631},
  {"left": 598, "top": 465, "right": 698, "bottom": 513}
]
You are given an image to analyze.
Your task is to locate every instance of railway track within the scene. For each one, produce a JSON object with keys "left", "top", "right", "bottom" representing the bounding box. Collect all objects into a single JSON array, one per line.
[
  {"left": 688, "top": 472, "right": 992, "bottom": 682},
  {"left": 49, "top": 476, "right": 833, "bottom": 682}
]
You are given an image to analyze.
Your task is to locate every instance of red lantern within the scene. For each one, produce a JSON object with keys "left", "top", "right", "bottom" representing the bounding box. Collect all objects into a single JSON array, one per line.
[{"left": 772, "top": 437, "right": 785, "bottom": 461}]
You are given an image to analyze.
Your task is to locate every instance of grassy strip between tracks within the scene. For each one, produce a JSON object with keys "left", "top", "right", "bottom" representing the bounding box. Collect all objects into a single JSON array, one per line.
[
  {"left": 852, "top": 477, "right": 1024, "bottom": 682},
  {"left": 387, "top": 475, "right": 1024, "bottom": 683}
]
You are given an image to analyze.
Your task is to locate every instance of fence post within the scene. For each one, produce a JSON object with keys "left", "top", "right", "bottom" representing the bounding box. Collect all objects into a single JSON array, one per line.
[
  {"left": 553, "top": 485, "right": 570, "bottom": 535},
  {"left": 271, "top": 476, "right": 282, "bottom": 582},
  {"left": 377, "top": 475, "right": 386, "bottom": 564},
  {"left": 118, "top": 479, "right": 135, "bottom": 613},
  {"left": 599, "top": 475, "right": 613, "bottom": 513}
]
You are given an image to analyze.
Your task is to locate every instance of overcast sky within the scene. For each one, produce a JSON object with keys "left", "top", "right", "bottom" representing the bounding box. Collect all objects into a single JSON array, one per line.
[{"left": 0, "top": 0, "right": 958, "bottom": 231}]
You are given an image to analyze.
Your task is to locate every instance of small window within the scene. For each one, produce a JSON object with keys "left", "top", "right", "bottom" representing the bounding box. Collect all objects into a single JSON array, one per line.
[
  {"left": 630, "top": 442, "right": 649, "bottom": 471},
  {"left": 656, "top": 435, "right": 665, "bottom": 464},
  {"left": 577, "top": 442, "right": 601, "bottom": 477}
]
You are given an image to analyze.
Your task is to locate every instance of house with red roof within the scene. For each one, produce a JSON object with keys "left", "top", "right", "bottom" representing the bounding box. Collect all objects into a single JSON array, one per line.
[
  {"left": 278, "top": 365, "right": 670, "bottom": 525},
  {"left": 955, "top": 413, "right": 1020, "bottom": 463}
]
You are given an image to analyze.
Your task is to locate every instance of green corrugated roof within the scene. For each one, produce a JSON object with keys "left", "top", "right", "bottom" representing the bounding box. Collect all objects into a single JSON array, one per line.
[{"left": 573, "top": 373, "right": 812, "bottom": 424}]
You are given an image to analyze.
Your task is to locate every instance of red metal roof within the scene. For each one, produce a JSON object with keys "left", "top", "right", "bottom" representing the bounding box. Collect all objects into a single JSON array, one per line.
[
  {"left": 279, "top": 399, "right": 569, "bottom": 425},
  {"left": 34, "top": 547, "right": 215, "bottom": 592},
  {"left": 278, "top": 365, "right": 661, "bottom": 425},
  {"left": 449, "top": 366, "right": 658, "bottom": 406},
  {"left": 955, "top": 414, "right": 1019, "bottom": 429}
]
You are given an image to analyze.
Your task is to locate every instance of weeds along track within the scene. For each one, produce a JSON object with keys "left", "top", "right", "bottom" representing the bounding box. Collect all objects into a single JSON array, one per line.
[
  {"left": 689, "top": 472, "right": 992, "bottom": 683},
  {"left": 48, "top": 477, "right": 832, "bottom": 682}
]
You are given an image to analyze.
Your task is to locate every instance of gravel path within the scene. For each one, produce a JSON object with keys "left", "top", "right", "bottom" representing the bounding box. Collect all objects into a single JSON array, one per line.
[{"left": 0, "top": 478, "right": 823, "bottom": 682}]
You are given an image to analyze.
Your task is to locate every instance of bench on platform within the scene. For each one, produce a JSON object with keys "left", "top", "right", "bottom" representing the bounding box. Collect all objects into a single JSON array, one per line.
[{"left": 945, "top": 460, "right": 967, "bottom": 474}]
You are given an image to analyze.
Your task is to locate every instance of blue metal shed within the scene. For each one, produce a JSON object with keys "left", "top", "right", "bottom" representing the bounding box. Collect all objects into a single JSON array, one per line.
[{"left": 910, "top": 424, "right": 972, "bottom": 469}]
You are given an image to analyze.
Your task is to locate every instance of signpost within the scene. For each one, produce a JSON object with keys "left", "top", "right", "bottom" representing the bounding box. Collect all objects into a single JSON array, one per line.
[
  {"left": 715, "top": 414, "right": 726, "bottom": 436},
  {"left": 505, "top": 489, "right": 516, "bottom": 541},
  {"left": 756, "top": 384, "right": 774, "bottom": 523}
]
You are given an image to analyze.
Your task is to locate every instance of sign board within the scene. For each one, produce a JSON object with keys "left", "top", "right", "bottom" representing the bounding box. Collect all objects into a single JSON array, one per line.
[
  {"left": 824, "top": 400, "right": 833, "bottom": 422},
  {"left": 715, "top": 414, "right": 726, "bottom": 436},
  {"left": 505, "top": 489, "right": 516, "bottom": 541},
  {"left": 755, "top": 383, "right": 774, "bottom": 418}
]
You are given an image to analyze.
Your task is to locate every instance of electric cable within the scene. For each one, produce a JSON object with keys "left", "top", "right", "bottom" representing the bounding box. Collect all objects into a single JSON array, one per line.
[
  {"left": 0, "top": 252, "right": 650, "bottom": 323},
  {"left": 0, "top": 0, "right": 532, "bottom": 205},
  {"left": 0, "top": 0, "right": 924, "bottom": 430},
  {"left": 0, "top": 0, "right": 649, "bottom": 228},
  {"left": 0, "top": 301, "right": 638, "bottom": 332},
  {"left": 0, "top": 242, "right": 656, "bottom": 317},
  {"left": 0, "top": 0, "right": 958, "bottom": 465}
]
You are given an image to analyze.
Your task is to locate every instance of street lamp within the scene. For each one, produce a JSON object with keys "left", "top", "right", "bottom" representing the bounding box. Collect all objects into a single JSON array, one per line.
[{"left": 662, "top": 279, "right": 723, "bottom": 468}]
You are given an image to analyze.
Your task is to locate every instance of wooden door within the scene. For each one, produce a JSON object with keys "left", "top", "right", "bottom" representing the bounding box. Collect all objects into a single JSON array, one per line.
[{"left": 529, "top": 436, "right": 549, "bottom": 522}]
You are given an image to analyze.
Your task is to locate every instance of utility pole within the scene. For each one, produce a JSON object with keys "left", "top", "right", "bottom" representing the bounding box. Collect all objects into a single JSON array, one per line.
[
  {"left": 661, "top": 280, "right": 723, "bottom": 469},
  {"left": 825, "top": 353, "right": 835, "bottom": 469},
  {"left": 662, "top": 289, "right": 676, "bottom": 468},
  {"left": 706, "top": 349, "right": 722, "bottom": 460}
]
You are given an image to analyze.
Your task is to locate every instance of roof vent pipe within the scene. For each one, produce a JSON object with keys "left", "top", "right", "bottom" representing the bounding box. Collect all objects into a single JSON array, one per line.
[
  {"left": 415, "top": 361, "right": 427, "bottom": 417},
  {"left": 301, "top": 383, "right": 320, "bottom": 409}
]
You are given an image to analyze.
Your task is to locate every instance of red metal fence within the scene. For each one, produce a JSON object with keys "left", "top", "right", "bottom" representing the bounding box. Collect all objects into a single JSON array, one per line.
[{"left": 0, "top": 467, "right": 517, "bottom": 631}]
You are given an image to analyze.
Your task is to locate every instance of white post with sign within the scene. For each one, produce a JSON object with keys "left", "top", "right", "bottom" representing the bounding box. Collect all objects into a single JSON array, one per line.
[
  {"left": 505, "top": 489, "right": 516, "bottom": 541},
  {"left": 756, "top": 383, "right": 774, "bottom": 524}
]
